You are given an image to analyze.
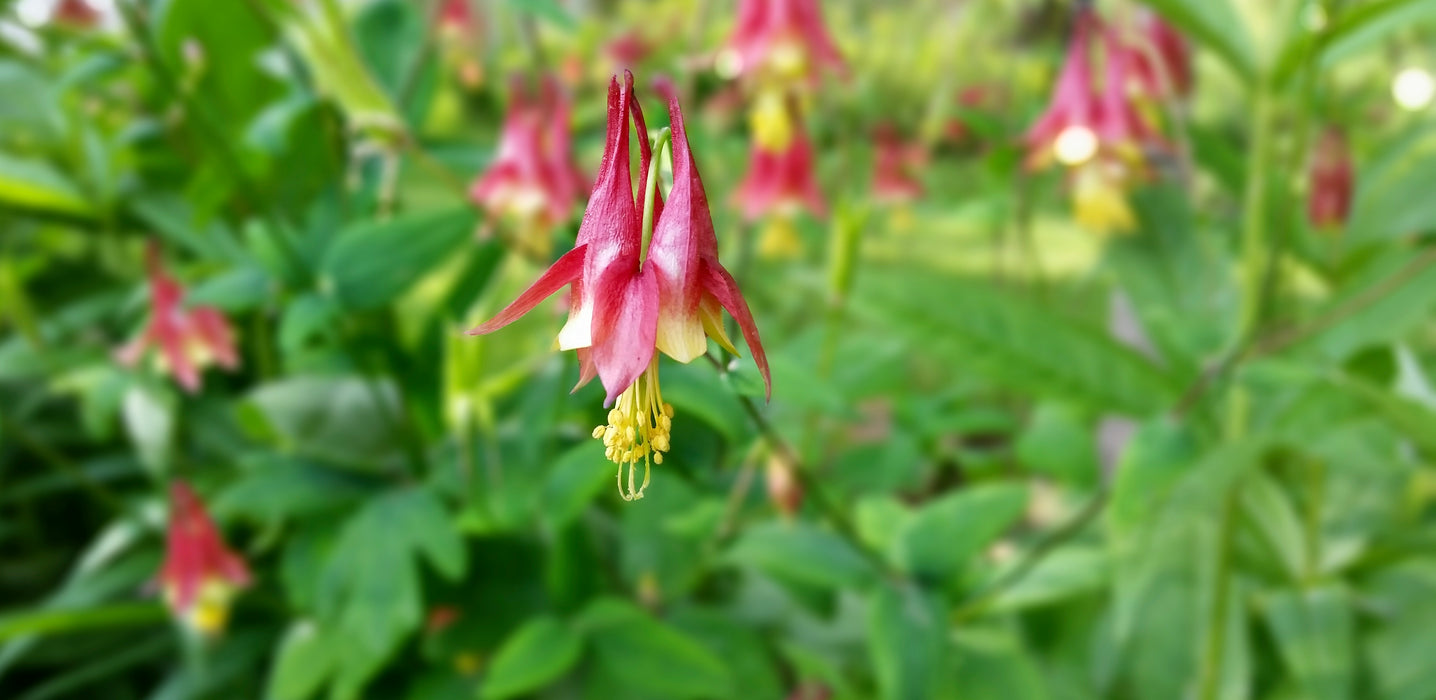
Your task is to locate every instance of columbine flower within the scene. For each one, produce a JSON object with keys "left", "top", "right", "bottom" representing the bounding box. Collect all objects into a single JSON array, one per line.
[
  {"left": 606, "top": 30, "right": 651, "bottom": 70},
  {"left": 115, "top": 243, "right": 239, "bottom": 393},
  {"left": 870, "top": 123, "right": 925, "bottom": 205},
  {"left": 717, "top": 0, "right": 846, "bottom": 86},
  {"left": 1095, "top": 28, "right": 1163, "bottom": 163},
  {"left": 52, "top": 0, "right": 100, "bottom": 27},
  {"left": 1126, "top": 9, "right": 1192, "bottom": 98},
  {"left": 159, "top": 481, "right": 251, "bottom": 636},
  {"left": 1308, "top": 127, "right": 1353, "bottom": 231},
  {"left": 1024, "top": 8, "right": 1100, "bottom": 169},
  {"left": 438, "top": 0, "right": 483, "bottom": 88},
  {"left": 469, "top": 75, "right": 587, "bottom": 252},
  {"left": 734, "top": 127, "right": 826, "bottom": 257},
  {"left": 468, "top": 72, "right": 770, "bottom": 501}
]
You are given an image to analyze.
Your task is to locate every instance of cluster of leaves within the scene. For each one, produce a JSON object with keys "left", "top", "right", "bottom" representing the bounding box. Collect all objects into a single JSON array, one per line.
[{"left": 3, "top": 0, "right": 1436, "bottom": 699}]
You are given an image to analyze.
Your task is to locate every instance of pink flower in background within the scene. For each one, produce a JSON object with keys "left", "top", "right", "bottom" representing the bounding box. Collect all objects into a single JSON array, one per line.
[
  {"left": 606, "top": 30, "right": 651, "bottom": 69},
  {"left": 1126, "top": 9, "right": 1192, "bottom": 98},
  {"left": 1095, "top": 28, "right": 1164, "bottom": 160},
  {"left": 1024, "top": 7, "right": 1100, "bottom": 168},
  {"left": 719, "top": 0, "right": 847, "bottom": 85},
  {"left": 733, "top": 127, "right": 826, "bottom": 221},
  {"left": 115, "top": 243, "right": 239, "bottom": 393},
  {"left": 469, "top": 72, "right": 769, "bottom": 500},
  {"left": 438, "top": 0, "right": 474, "bottom": 38},
  {"left": 870, "top": 123, "right": 925, "bottom": 204},
  {"left": 469, "top": 75, "right": 587, "bottom": 237},
  {"left": 159, "top": 481, "right": 251, "bottom": 636},
  {"left": 1308, "top": 127, "right": 1354, "bottom": 230}
]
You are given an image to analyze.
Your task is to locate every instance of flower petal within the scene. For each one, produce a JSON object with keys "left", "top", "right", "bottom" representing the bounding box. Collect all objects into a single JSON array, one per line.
[
  {"left": 591, "top": 258, "right": 660, "bottom": 406},
  {"left": 467, "top": 244, "right": 586, "bottom": 336},
  {"left": 701, "top": 260, "right": 771, "bottom": 400}
]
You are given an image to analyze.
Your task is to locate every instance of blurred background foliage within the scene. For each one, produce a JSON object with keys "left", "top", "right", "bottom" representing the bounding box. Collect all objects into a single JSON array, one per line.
[{"left": 2, "top": 0, "right": 1436, "bottom": 698}]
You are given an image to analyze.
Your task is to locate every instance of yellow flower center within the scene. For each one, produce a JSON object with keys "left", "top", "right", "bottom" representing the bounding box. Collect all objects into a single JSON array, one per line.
[
  {"left": 591, "top": 360, "right": 674, "bottom": 501},
  {"left": 165, "top": 578, "right": 238, "bottom": 637}
]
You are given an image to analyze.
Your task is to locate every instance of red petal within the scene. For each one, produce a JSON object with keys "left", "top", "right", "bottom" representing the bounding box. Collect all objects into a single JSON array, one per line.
[
  {"left": 191, "top": 307, "right": 239, "bottom": 369},
  {"left": 627, "top": 70, "right": 664, "bottom": 225},
  {"left": 591, "top": 258, "right": 660, "bottom": 406},
  {"left": 572, "top": 346, "right": 598, "bottom": 392},
  {"left": 701, "top": 260, "right": 771, "bottom": 401},
  {"left": 467, "top": 244, "right": 586, "bottom": 335}
]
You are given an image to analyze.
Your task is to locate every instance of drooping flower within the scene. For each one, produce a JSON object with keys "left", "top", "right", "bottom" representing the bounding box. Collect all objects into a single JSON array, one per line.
[
  {"left": 469, "top": 75, "right": 587, "bottom": 250},
  {"left": 870, "top": 123, "right": 925, "bottom": 205},
  {"left": 468, "top": 72, "right": 770, "bottom": 501},
  {"left": 1126, "top": 9, "right": 1192, "bottom": 98},
  {"left": 1307, "top": 127, "right": 1353, "bottom": 231},
  {"left": 1025, "top": 8, "right": 1100, "bottom": 169},
  {"left": 115, "top": 243, "right": 239, "bottom": 393},
  {"left": 733, "top": 126, "right": 825, "bottom": 257},
  {"left": 717, "top": 0, "right": 847, "bottom": 87},
  {"left": 437, "top": 0, "right": 483, "bottom": 88},
  {"left": 734, "top": 128, "right": 826, "bottom": 221},
  {"left": 159, "top": 481, "right": 251, "bottom": 636},
  {"left": 1095, "top": 28, "right": 1163, "bottom": 163}
]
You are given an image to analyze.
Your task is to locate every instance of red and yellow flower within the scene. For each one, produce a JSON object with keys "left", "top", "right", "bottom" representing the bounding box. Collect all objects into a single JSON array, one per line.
[
  {"left": 469, "top": 75, "right": 587, "bottom": 253},
  {"left": 468, "top": 72, "right": 770, "bottom": 500},
  {"left": 115, "top": 243, "right": 239, "bottom": 393},
  {"left": 159, "top": 481, "right": 251, "bottom": 636},
  {"left": 734, "top": 126, "right": 826, "bottom": 257},
  {"left": 717, "top": 0, "right": 846, "bottom": 88},
  {"left": 870, "top": 122, "right": 925, "bottom": 205}
]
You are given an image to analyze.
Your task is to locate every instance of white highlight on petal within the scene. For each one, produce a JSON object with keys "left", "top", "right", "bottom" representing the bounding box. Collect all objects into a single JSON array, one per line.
[
  {"left": 1054, "top": 125, "right": 1098, "bottom": 166},
  {"left": 1393, "top": 68, "right": 1435, "bottom": 112},
  {"left": 556, "top": 301, "right": 593, "bottom": 350}
]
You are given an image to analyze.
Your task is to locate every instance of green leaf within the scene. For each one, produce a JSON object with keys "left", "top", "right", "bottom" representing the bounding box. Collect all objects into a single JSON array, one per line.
[
  {"left": 869, "top": 584, "right": 948, "bottom": 700},
  {"left": 1275, "top": 0, "right": 1436, "bottom": 87},
  {"left": 894, "top": 483, "right": 1028, "bottom": 583},
  {"left": 320, "top": 486, "right": 466, "bottom": 675},
  {"left": 243, "top": 375, "right": 405, "bottom": 471},
  {"left": 1015, "top": 403, "right": 1100, "bottom": 487},
  {"left": 578, "top": 599, "right": 732, "bottom": 699},
  {"left": 0, "top": 603, "right": 166, "bottom": 642},
  {"left": 320, "top": 207, "right": 478, "bottom": 310},
  {"left": 480, "top": 616, "right": 582, "bottom": 699},
  {"left": 727, "top": 522, "right": 878, "bottom": 591},
  {"left": 215, "top": 455, "right": 377, "bottom": 524},
  {"left": 988, "top": 547, "right": 1109, "bottom": 613},
  {"left": 541, "top": 441, "right": 612, "bottom": 529},
  {"left": 0, "top": 151, "right": 96, "bottom": 220},
  {"left": 1263, "top": 586, "right": 1355, "bottom": 700},
  {"left": 122, "top": 383, "right": 174, "bottom": 477},
  {"left": 1239, "top": 471, "right": 1308, "bottom": 583},
  {"left": 267, "top": 620, "right": 336, "bottom": 700},
  {"left": 186, "top": 265, "right": 272, "bottom": 312},
  {"left": 1138, "top": 0, "right": 1255, "bottom": 82},
  {"left": 505, "top": 0, "right": 577, "bottom": 29},
  {"left": 861, "top": 271, "right": 1179, "bottom": 415},
  {"left": 1347, "top": 126, "right": 1436, "bottom": 246},
  {"left": 1300, "top": 248, "right": 1436, "bottom": 361},
  {"left": 1105, "top": 419, "right": 1198, "bottom": 538},
  {"left": 950, "top": 627, "right": 1050, "bottom": 700}
]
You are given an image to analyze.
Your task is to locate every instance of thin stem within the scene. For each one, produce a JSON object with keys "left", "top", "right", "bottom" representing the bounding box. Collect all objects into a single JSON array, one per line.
[
  {"left": 640, "top": 128, "right": 673, "bottom": 260},
  {"left": 704, "top": 354, "right": 893, "bottom": 577}
]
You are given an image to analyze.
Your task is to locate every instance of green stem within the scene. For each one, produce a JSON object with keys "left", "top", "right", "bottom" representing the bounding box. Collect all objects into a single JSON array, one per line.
[
  {"left": 640, "top": 128, "right": 672, "bottom": 261},
  {"left": 1236, "top": 92, "right": 1275, "bottom": 343}
]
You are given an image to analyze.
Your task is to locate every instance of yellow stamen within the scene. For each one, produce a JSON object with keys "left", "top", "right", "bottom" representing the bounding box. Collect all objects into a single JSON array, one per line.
[{"left": 592, "top": 359, "right": 674, "bottom": 501}]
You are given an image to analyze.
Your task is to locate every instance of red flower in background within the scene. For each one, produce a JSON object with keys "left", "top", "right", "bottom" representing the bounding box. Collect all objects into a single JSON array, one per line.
[
  {"left": 1308, "top": 127, "right": 1354, "bottom": 230},
  {"left": 52, "top": 0, "right": 100, "bottom": 27},
  {"left": 719, "top": 0, "right": 847, "bottom": 85},
  {"left": 115, "top": 243, "right": 239, "bottom": 393},
  {"left": 606, "top": 31, "right": 651, "bottom": 69},
  {"left": 733, "top": 127, "right": 826, "bottom": 221},
  {"left": 160, "top": 482, "right": 251, "bottom": 636},
  {"left": 1095, "top": 28, "right": 1163, "bottom": 161},
  {"left": 469, "top": 75, "right": 587, "bottom": 241},
  {"left": 870, "top": 123, "right": 925, "bottom": 204},
  {"left": 1127, "top": 9, "right": 1192, "bottom": 98},
  {"left": 1024, "top": 8, "right": 1100, "bottom": 168},
  {"left": 468, "top": 72, "right": 770, "bottom": 501}
]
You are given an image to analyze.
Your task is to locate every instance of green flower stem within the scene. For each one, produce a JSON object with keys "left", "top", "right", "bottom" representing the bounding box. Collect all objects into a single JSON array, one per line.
[{"left": 640, "top": 128, "right": 672, "bottom": 262}]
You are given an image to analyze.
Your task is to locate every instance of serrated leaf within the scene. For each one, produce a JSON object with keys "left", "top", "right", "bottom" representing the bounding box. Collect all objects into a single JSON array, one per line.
[
  {"left": 895, "top": 483, "right": 1028, "bottom": 583},
  {"left": 480, "top": 616, "right": 582, "bottom": 699}
]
